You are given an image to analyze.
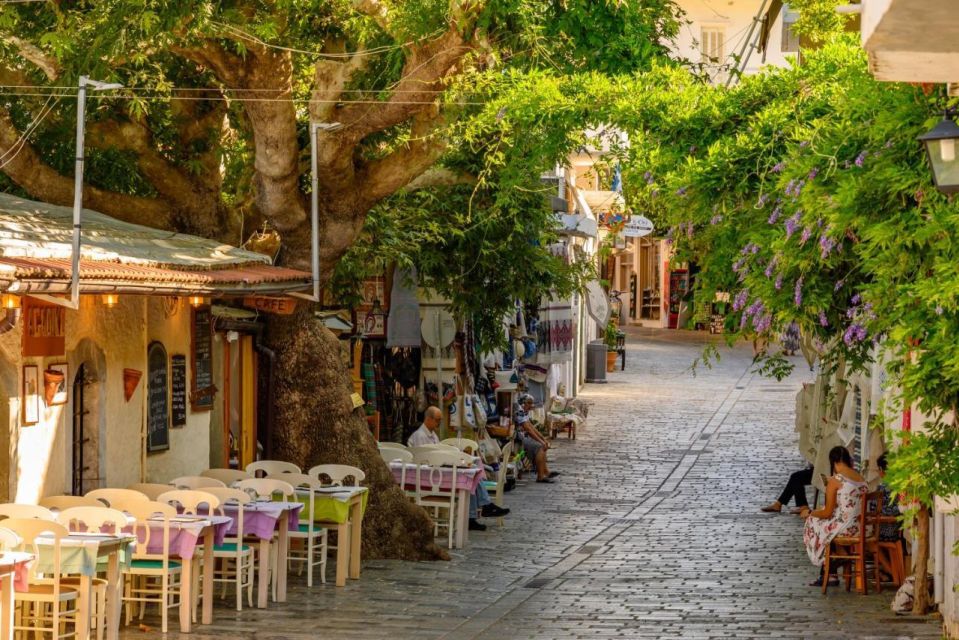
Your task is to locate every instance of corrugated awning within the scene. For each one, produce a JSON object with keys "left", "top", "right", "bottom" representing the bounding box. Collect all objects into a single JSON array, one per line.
[{"left": 0, "top": 256, "right": 311, "bottom": 296}]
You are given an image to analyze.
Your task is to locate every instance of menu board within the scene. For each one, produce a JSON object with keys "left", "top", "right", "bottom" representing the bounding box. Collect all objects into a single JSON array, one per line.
[
  {"left": 147, "top": 341, "right": 170, "bottom": 452},
  {"left": 191, "top": 306, "right": 215, "bottom": 410},
  {"left": 171, "top": 354, "right": 187, "bottom": 427}
]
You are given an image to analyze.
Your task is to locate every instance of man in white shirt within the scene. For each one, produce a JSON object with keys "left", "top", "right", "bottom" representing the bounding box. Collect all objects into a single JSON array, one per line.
[
  {"left": 407, "top": 405, "right": 442, "bottom": 447},
  {"left": 407, "top": 405, "right": 508, "bottom": 530}
]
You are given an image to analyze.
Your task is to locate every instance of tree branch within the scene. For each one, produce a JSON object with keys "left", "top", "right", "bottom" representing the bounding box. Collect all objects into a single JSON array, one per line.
[
  {"left": 0, "top": 109, "right": 172, "bottom": 228},
  {"left": 352, "top": 0, "right": 391, "bottom": 34},
  {"left": 404, "top": 167, "right": 476, "bottom": 190},
  {"left": 0, "top": 35, "right": 60, "bottom": 80}
]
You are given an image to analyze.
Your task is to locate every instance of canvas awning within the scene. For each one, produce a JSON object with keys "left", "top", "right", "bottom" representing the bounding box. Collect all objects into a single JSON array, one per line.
[
  {"left": 580, "top": 190, "right": 626, "bottom": 215},
  {"left": 0, "top": 193, "right": 311, "bottom": 296}
]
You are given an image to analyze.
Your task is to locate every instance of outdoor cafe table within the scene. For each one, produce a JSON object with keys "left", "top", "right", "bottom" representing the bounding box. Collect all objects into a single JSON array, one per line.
[
  {"left": 290, "top": 487, "right": 369, "bottom": 587},
  {"left": 389, "top": 463, "right": 485, "bottom": 549},
  {"left": 0, "top": 552, "right": 32, "bottom": 640},
  {"left": 143, "top": 515, "right": 231, "bottom": 633},
  {"left": 219, "top": 501, "right": 302, "bottom": 607},
  {"left": 35, "top": 532, "right": 134, "bottom": 640}
]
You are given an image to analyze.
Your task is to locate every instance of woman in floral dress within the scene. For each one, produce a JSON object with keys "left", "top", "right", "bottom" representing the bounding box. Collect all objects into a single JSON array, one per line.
[{"left": 800, "top": 446, "right": 867, "bottom": 584}]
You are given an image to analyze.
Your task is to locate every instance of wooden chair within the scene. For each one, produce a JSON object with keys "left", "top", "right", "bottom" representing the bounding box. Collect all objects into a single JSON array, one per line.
[
  {"left": 0, "top": 503, "right": 55, "bottom": 520},
  {"left": 872, "top": 515, "right": 906, "bottom": 589},
  {"left": 441, "top": 438, "right": 479, "bottom": 455},
  {"left": 127, "top": 483, "right": 175, "bottom": 500},
  {"left": 170, "top": 476, "right": 226, "bottom": 490},
  {"left": 308, "top": 465, "right": 366, "bottom": 487},
  {"left": 480, "top": 440, "right": 513, "bottom": 527},
  {"left": 200, "top": 487, "right": 255, "bottom": 611},
  {"left": 415, "top": 450, "right": 466, "bottom": 549},
  {"left": 200, "top": 468, "right": 252, "bottom": 486},
  {"left": 282, "top": 474, "right": 328, "bottom": 587},
  {"left": 614, "top": 330, "right": 626, "bottom": 370},
  {"left": 245, "top": 460, "right": 301, "bottom": 477},
  {"left": 4, "top": 518, "right": 80, "bottom": 640},
  {"left": 823, "top": 490, "right": 881, "bottom": 595},
  {"left": 234, "top": 478, "right": 295, "bottom": 501},
  {"left": 156, "top": 490, "right": 220, "bottom": 516},
  {"left": 39, "top": 495, "right": 101, "bottom": 510},
  {"left": 86, "top": 488, "right": 149, "bottom": 511},
  {"left": 121, "top": 501, "right": 183, "bottom": 633}
]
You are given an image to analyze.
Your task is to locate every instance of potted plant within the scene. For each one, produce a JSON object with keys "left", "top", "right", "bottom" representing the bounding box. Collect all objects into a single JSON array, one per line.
[{"left": 604, "top": 320, "right": 619, "bottom": 372}]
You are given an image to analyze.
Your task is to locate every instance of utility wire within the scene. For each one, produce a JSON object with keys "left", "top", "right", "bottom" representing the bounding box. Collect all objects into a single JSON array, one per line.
[{"left": 0, "top": 89, "right": 486, "bottom": 105}]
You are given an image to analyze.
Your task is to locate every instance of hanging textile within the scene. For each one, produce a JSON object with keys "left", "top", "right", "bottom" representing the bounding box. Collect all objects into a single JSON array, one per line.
[
  {"left": 535, "top": 296, "right": 573, "bottom": 364},
  {"left": 387, "top": 268, "right": 421, "bottom": 347}
]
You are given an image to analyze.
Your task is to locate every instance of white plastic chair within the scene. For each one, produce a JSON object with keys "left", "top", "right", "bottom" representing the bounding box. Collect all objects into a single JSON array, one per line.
[
  {"left": 201, "top": 487, "right": 255, "bottom": 611},
  {"left": 441, "top": 437, "right": 480, "bottom": 455},
  {"left": 122, "top": 501, "right": 183, "bottom": 633},
  {"left": 170, "top": 476, "right": 226, "bottom": 490},
  {"left": 415, "top": 450, "right": 466, "bottom": 549},
  {"left": 127, "top": 483, "right": 175, "bottom": 500},
  {"left": 410, "top": 444, "right": 460, "bottom": 462},
  {"left": 482, "top": 440, "right": 513, "bottom": 527},
  {"left": 39, "top": 495, "right": 101, "bottom": 510},
  {"left": 281, "top": 473, "right": 328, "bottom": 587},
  {"left": 200, "top": 468, "right": 252, "bottom": 486},
  {"left": 308, "top": 464, "right": 366, "bottom": 487},
  {"left": 377, "top": 442, "right": 408, "bottom": 451},
  {"left": 156, "top": 490, "right": 220, "bottom": 516},
  {"left": 245, "top": 460, "right": 301, "bottom": 477},
  {"left": 379, "top": 448, "right": 413, "bottom": 463}
]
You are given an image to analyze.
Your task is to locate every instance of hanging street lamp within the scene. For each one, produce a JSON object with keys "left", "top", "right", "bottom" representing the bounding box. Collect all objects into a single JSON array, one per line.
[{"left": 919, "top": 108, "right": 959, "bottom": 194}]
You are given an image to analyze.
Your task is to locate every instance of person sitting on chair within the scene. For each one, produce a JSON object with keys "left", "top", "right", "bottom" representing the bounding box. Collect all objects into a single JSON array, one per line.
[
  {"left": 408, "top": 405, "right": 508, "bottom": 531},
  {"left": 515, "top": 394, "right": 560, "bottom": 484},
  {"left": 761, "top": 463, "right": 813, "bottom": 514}
]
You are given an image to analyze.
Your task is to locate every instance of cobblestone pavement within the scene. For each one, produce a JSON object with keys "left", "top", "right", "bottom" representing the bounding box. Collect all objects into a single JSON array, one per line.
[{"left": 121, "top": 329, "right": 944, "bottom": 640}]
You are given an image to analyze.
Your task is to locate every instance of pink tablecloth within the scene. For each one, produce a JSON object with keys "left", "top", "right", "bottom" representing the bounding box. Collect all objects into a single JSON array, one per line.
[
  {"left": 220, "top": 501, "right": 302, "bottom": 540},
  {"left": 0, "top": 552, "right": 33, "bottom": 591},
  {"left": 143, "top": 516, "right": 232, "bottom": 560},
  {"left": 390, "top": 463, "right": 485, "bottom": 493}
]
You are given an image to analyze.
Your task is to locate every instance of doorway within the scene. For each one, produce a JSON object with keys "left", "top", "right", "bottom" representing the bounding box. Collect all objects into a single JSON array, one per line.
[
  {"left": 71, "top": 364, "right": 100, "bottom": 495},
  {"left": 222, "top": 333, "right": 258, "bottom": 469}
]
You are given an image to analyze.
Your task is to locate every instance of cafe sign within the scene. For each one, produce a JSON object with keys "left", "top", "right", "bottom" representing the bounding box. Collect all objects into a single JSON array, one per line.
[
  {"left": 243, "top": 296, "right": 297, "bottom": 315},
  {"left": 22, "top": 297, "right": 65, "bottom": 357},
  {"left": 621, "top": 215, "right": 655, "bottom": 238}
]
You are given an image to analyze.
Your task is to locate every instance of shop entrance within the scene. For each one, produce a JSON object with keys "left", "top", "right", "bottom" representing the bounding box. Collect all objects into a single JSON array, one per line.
[
  {"left": 71, "top": 363, "right": 101, "bottom": 495},
  {"left": 223, "top": 333, "right": 258, "bottom": 469}
]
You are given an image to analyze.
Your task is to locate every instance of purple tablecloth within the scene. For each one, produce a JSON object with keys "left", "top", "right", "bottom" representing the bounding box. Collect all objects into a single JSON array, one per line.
[
  {"left": 143, "top": 515, "right": 232, "bottom": 560},
  {"left": 220, "top": 501, "right": 303, "bottom": 540},
  {"left": 390, "top": 463, "right": 485, "bottom": 492}
]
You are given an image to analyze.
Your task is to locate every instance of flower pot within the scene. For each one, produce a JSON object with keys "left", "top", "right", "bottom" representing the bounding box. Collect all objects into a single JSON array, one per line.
[
  {"left": 606, "top": 351, "right": 618, "bottom": 373},
  {"left": 123, "top": 368, "right": 142, "bottom": 402},
  {"left": 43, "top": 368, "right": 64, "bottom": 406}
]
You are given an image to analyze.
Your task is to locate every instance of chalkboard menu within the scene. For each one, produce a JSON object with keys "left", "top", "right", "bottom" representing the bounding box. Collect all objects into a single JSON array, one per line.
[
  {"left": 191, "top": 306, "right": 215, "bottom": 410},
  {"left": 171, "top": 354, "right": 187, "bottom": 427},
  {"left": 147, "top": 341, "right": 170, "bottom": 453}
]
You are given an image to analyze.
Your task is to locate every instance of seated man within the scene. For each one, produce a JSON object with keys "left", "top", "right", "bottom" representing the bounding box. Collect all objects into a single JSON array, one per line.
[
  {"left": 515, "top": 394, "right": 560, "bottom": 483},
  {"left": 761, "top": 463, "right": 813, "bottom": 514},
  {"left": 408, "top": 405, "right": 507, "bottom": 531}
]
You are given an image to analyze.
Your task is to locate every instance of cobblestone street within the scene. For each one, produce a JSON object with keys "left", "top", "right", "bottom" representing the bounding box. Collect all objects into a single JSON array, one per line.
[{"left": 122, "top": 329, "right": 944, "bottom": 640}]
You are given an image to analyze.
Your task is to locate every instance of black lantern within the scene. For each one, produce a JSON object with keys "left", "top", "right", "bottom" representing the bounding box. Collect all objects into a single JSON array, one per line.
[{"left": 918, "top": 110, "right": 959, "bottom": 194}]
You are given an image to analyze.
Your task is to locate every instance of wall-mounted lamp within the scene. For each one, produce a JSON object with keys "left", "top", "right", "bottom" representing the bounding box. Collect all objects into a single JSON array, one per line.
[
  {"left": 101, "top": 293, "right": 120, "bottom": 308},
  {"left": 1, "top": 294, "right": 21, "bottom": 310},
  {"left": 188, "top": 296, "right": 209, "bottom": 307},
  {"left": 919, "top": 108, "right": 959, "bottom": 194}
]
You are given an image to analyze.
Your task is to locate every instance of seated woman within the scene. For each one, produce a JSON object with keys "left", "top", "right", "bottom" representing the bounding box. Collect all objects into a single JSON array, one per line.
[{"left": 800, "top": 446, "right": 867, "bottom": 586}]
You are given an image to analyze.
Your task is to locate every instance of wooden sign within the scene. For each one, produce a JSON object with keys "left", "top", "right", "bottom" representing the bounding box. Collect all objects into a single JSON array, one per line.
[
  {"left": 147, "top": 342, "right": 170, "bottom": 453},
  {"left": 170, "top": 354, "right": 187, "bottom": 427},
  {"left": 190, "top": 306, "right": 215, "bottom": 411},
  {"left": 243, "top": 296, "right": 297, "bottom": 315},
  {"left": 22, "top": 298, "right": 65, "bottom": 357}
]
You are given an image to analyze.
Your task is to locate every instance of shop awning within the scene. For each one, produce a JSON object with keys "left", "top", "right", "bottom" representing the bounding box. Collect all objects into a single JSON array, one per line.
[
  {"left": 0, "top": 193, "right": 311, "bottom": 296},
  {"left": 580, "top": 190, "right": 626, "bottom": 215},
  {"left": 862, "top": 0, "right": 959, "bottom": 82}
]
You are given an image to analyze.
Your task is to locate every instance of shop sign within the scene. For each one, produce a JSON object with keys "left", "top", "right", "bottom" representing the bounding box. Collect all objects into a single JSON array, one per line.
[
  {"left": 243, "top": 296, "right": 297, "bottom": 315},
  {"left": 621, "top": 215, "right": 655, "bottom": 238},
  {"left": 22, "top": 297, "right": 65, "bottom": 357},
  {"left": 585, "top": 280, "right": 611, "bottom": 326}
]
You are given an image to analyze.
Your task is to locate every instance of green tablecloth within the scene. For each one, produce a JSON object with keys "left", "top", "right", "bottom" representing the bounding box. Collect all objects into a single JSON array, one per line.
[
  {"left": 35, "top": 534, "right": 136, "bottom": 576},
  {"left": 288, "top": 487, "right": 369, "bottom": 525}
]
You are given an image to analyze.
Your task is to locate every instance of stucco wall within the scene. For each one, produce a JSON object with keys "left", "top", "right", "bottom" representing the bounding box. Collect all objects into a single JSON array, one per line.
[{"left": 144, "top": 298, "right": 212, "bottom": 482}]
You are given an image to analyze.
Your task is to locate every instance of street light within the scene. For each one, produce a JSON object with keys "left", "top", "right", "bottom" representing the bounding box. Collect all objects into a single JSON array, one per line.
[
  {"left": 300, "top": 121, "right": 343, "bottom": 303},
  {"left": 919, "top": 108, "right": 959, "bottom": 194}
]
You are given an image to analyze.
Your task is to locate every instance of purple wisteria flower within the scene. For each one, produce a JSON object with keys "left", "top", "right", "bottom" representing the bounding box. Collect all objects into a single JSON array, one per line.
[
  {"left": 794, "top": 277, "right": 803, "bottom": 307},
  {"left": 775, "top": 275, "right": 783, "bottom": 290},
  {"left": 732, "top": 257, "right": 746, "bottom": 273},
  {"left": 799, "top": 140, "right": 809, "bottom": 148},
  {"left": 710, "top": 214, "right": 723, "bottom": 225},
  {"left": 746, "top": 299, "right": 764, "bottom": 318},
  {"left": 758, "top": 193, "right": 770, "bottom": 207},
  {"left": 768, "top": 207, "right": 782, "bottom": 224},
  {"left": 651, "top": 189, "right": 660, "bottom": 198},
  {"left": 884, "top": 139, "right": 894, "bottom": 149},
  {"left": 689, "top": 145, "right": 697, "bottom": 154},
  {"left": 753, "top": 313, "right": 772, "bottom": 333},
  {"left": 764, "top": 257, "right": 778, "bottom": 278},
  {"left": 851, "top": 293, "right": 861, "bottom": 305},
  {"left": 819, "top": 311, "right": 829, "bottom": 327},
  {"left": 808, "top": 167, "right": 819, "bottom": 180},
  {"left": 854, "top": 151, "right": 867, "bottom": 167},
  {"left": 936, "top": 305, "right": 944, "bottom": 316},
  {"left": 834, "top": 279, "right": 844, "bottom": 291},
  {"left": 676, "top": 186, "right": 688, "bottom": 197},
  {"left": 644, "top": 171, "right": 654, "bottom": 184},
  {"left": 733, "top": 289, "right": 749, "bottom": 312},
  {"left": 819, "top": 234, "right": 836, "bottom": 258},
  {"left": 843, "top": 323, "right": 867, "bottom": 346},
  {"left": 785, "top": 212, "right": 801, "bottom": 238},
  {"left": 771, "top": 162, "right": 785, "bottom": 173},
  {"left": 799, "top": 227, "right": 812, "bottom": 245}
]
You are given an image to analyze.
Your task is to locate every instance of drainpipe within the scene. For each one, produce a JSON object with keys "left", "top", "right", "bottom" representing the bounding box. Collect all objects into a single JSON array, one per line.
[
  {"left": 254, "top": 340, "right": 276, "bottom": 460},
  {"left": 0, "top": 307, "right": 21, "bottom": 334}
]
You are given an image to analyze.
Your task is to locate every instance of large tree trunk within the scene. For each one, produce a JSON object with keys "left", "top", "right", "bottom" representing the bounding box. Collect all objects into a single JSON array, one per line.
[
  {"left": 265, "top": 307, "right": 447, "bottom": 560},
  {"left": 912, "top": 503, "right": 931, "bottom": 615}
]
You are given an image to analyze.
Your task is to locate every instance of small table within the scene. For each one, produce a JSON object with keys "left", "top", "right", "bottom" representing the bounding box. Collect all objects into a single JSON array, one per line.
[
  {"left": 292, "top": 487, "right": 368, "bottom": 587},
  {"left": 36, "top": 533, "right": 134, "bottom": 640},
  {"left": 390, "top": 463, "right": 484, "bottom": 549},
  {"left": 220, "top": 501, "right": 302, "bottom": 608},
  {"left": 0, "top": 552, "right": 32, "bottom": 640}
]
